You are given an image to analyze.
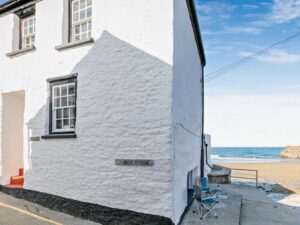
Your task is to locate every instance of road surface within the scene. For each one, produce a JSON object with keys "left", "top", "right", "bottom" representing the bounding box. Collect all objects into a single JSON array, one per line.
[{"left": 0, "top": 192, "right": 101, "bottom": 225}]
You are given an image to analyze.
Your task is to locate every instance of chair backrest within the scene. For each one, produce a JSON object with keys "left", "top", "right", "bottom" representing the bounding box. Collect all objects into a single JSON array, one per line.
[
  {"left": 200, "top": 177, "right": 208, "bottom": 188},
  {"left": 193, "top": 185, "right": 202, "bottom": 200}
]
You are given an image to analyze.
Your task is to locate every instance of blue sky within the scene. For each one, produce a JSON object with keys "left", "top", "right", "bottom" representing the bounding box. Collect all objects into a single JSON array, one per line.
[
  {"left": 196, "top": 0, "right": 300, "bottom": 146},
  {"left": 0, "top": 0, "right": 7, "bottom": 4},
  {"left": 196, "top": 0, "right": 300, "bottom": 95}
]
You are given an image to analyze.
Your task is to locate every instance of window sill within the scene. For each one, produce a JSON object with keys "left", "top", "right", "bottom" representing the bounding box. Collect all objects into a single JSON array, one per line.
[
  {"left": 6, "top": 46, "right": 36, "bottom": 57},
  {"left": 41, "top": 133, "right": 77, "bottom": 139},
  {"left": 55, "top": 38, "right": 94, "bottom": 51}
]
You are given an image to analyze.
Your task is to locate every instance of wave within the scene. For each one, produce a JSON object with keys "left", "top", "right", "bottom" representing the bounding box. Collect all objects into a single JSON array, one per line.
[
  {"left": 211, "top": 155, "right": 280, "bottom": 163},
  {"left": 211, "top": 154, "right": 277, "bottom": 159}
]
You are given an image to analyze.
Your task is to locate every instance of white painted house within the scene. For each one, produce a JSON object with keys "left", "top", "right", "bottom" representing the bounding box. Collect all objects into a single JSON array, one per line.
[{"left": 0, "top": 0, "right": 207, "bottom": 224}]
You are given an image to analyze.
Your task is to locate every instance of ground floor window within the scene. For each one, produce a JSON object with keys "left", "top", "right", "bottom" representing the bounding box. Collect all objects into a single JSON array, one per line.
[{"left": 49, "top": 76, "right": 77, "bottom": 133}]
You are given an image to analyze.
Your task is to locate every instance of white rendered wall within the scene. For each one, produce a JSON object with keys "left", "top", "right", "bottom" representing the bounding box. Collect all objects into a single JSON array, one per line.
[
  {"left": 0, "top": 0, "right": 174, "bottom": 220},
  {"left": 171, "top": 0, "right": 204, "bottom": 223}
]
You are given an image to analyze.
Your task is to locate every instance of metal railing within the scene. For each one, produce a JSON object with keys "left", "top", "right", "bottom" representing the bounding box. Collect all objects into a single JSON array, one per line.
[{"left": 230, "top": 168, "right": 259, "bottom": 188}]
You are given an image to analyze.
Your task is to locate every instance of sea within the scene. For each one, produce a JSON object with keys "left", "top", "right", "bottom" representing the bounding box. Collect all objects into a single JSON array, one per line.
[{"left": 211, "top": 147, "right": 284, "bottom": 163}]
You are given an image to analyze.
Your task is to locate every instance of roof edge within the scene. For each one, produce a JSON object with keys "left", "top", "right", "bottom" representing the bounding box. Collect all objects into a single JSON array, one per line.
[
  {"left": 186, "top": 0, "right": 206, "bottom": 66},
  {"left": 0, "top": 0, "right": 35, "bottom": 15}
]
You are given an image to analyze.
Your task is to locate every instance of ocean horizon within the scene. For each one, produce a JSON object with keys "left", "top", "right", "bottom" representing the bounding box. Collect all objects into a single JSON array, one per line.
[{"left": 211, "top": 147, "right": 284, "bottom": 163}]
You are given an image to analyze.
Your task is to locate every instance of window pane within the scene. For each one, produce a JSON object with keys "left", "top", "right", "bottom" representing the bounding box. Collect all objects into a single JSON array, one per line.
[
  {"left": 82, "top": 22, "right": 87, "bottom": 32},
  {"left": 70, "top": 119, "right": 76, "bottom": 128},
  {"left": 69, "top": 85, "right": 75, "bottom": 95},
  {"left": 61, "top": 86, "right": 67, "bottom": 96},
  {"left": 56, "top": 109, "right": 62, "bottom": 119},
  {"left": 80, "top": 10, "right": 86, "bottom": 20},
  {"left": 87, "top": 7, "right": 92, "bottom": 18},
  {"left": 70, "top": 107, "right": 76, "bottom": 117},
  {"left": 31, "top": 36, "right": 35, "bottom": 45},
  {"left": 68, "top": 96, "right": 75, "bottom": 106},
  {"left": 87, "top": 0, "right": 92, "bottom": 7},
  {"left": 80, "top": 0, "right": 85, "bottom": 9},
  {"left": 73, "top": 2, "right": 79, "bottom": 11},
  {"left": 54, "top": 98, "right": 60, "bottom": 107},
  {"left": 82, "top": 33, "right": 87, "bottom": 40},
  {"left": 54, "top": 87, "right": 60, "bottom": 97},
  {"left": 63, "top": 119, "right": 69, "bottom": 127},
  {"left": 61, "top": 97, "right": 68, "bottom": 107},
  {"left": 56, "top": 120, "right": 62, "bottom": 129},
  {"left": 63, "top": 108, "right": 70, "bottom": 118},
  {"left": 73, "top": 12, "right": 79, "bottom": 22},
  {"left": 75, "top": 25, "right": 80, "bottom": 34}
]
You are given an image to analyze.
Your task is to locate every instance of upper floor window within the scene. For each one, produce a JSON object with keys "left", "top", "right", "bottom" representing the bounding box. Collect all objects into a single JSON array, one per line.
[
  {"left": 71, "top": 0, "right": 92, "bottom": 41},
  {"left": 21, "top": 16, "right": 36, "bottom": 49}
]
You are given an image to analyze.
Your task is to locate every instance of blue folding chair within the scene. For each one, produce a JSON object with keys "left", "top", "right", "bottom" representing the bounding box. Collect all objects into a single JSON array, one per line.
[
  {"left": 193, "top": 185, "right": 219, "bottom": 220},
  {"left": 200, "top": 177, "right": 220, "bottom": 194}
]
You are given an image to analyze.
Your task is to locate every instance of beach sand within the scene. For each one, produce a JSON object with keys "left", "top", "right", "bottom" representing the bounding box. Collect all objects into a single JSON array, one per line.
[{"left": 218, "top": 161, "right": 300, "bottom": 194}]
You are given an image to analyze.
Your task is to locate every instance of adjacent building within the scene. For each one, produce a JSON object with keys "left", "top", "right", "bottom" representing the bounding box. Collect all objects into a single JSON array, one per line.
[{"left": 0, "top": 0, "right": 207, "bottom": 224}]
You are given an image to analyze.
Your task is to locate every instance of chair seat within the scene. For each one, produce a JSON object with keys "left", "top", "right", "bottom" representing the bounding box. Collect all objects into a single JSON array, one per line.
[{"left": 203, "top": 197, "right": 217, "bottom": 204}]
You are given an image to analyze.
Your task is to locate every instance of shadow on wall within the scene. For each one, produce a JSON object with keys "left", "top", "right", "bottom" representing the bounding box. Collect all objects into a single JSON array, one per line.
[{"left": 25, "top": 31, "right": 174, "bottom": 224}]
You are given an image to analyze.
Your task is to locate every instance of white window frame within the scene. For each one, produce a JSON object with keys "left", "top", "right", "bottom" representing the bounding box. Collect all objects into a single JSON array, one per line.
[
  {"left": 52, "top": 83, "right": 76, "bottom": 133},
  {"left": 21, "top": 15, "right": 36, "bottom": 49},
  {"left": 71, "top": 0, "right": 92, "bottom": 42}
]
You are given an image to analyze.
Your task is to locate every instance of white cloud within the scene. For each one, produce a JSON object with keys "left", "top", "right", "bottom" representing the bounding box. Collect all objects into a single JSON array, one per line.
[
  {"left": 196, "top": 1, "right": 236, "bottom": 23},
  {"left": 205, "top": 94, "right": 300, "bottom": 147},
  {"left": 270, "top": 0, "right": 300, "bottom": 23},
  {"left": 281, "top": 84, "right": 300, "bottom": 90},
  {"left": 205, "top": 45, "right": 235, "bottom": 55},
  {"left": 243, "top": 13, "right": 263, "bottom": 18},
  {"left": 248, "top": 0, "right": 300, "bottom": 29},
  {"left": 203, "top": 26, "right": 262, "bottom": 36},
  {"left": 225, "top": 26, "right": 262, "bottom": 34},
  {"left": 239, "top": 49, "right": 300, "bottom": 64},
  {"left": 242, "top": 4, "right": 260, "bottom": 10}
]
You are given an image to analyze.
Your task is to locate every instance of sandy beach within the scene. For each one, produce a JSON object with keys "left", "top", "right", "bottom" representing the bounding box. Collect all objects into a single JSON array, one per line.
[{"left": 218, "top": 161, "right": 300, "bottom": 194}]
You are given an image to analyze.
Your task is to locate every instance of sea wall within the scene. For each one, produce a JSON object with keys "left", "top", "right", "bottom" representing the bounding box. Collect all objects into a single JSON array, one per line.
[{"left": 280, "top": 146, "right": 300, "bottom": 159}]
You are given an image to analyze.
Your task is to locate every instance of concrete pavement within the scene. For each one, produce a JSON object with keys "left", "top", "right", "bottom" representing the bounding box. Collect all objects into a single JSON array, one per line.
[
  {"left": 180, "top": 184, "right": 300, "bottom": 225},
  {"left": 0, "top": 191, "right": 101, "bottom": 225}
]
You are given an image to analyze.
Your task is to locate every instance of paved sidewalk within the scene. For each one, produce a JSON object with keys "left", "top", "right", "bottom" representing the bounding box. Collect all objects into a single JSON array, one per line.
[
  {"left": 0, "top": 192, "right": 101, "bottom": 225},
  {"left": 180, "top": 193, "right": 242, "bottom": 225},
  {"left": 180, "top": 184, "right": 300, "bottom": 225},
  {"left": 216, "top": 184, "right": 300, "bottom": 225}
]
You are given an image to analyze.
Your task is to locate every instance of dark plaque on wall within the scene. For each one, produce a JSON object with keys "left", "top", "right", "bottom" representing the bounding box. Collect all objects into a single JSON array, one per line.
[
  {"left": 30, "top": 136, "right": 40, "bottom": 142},
  {"left": 115, "top": 159, "right": 154, "bottom": 166}
]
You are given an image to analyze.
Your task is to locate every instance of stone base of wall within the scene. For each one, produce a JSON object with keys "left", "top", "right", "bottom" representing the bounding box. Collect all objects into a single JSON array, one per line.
[
  {"left": 0, "top": 186, "right": 174, "bottom": 225},
  {"left": 208, "top": 165, "right": 231, "bottom": 184}
]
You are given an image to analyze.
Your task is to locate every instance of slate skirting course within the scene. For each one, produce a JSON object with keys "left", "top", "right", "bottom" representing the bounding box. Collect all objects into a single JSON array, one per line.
[{"left": 0, "top": 185, "right": 174, "bottom": 225}]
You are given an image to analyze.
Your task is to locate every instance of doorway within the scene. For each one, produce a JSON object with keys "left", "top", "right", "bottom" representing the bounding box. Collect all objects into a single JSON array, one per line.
[{"left": 1, "top": 91, "right": 25, "bottom": 184}]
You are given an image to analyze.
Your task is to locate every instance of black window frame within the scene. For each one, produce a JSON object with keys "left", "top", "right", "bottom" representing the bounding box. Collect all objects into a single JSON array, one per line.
[
  {"left": 47, "top": 74, "right": 78, "bottom": 135},
  {"left": 68, "top": 0, "right": 72, "bottom": 43},
  {"left": 14, "top": 5, "right": 36, "bottom": 50}
]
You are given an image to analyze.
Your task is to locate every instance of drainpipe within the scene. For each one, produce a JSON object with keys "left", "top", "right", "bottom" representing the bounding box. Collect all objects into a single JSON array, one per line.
[{"left": 200, "top": 67, "right": 205, "bottom": 178}]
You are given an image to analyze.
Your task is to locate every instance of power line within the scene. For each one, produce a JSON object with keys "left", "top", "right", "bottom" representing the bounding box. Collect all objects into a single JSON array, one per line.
[{"left": 204, "top": 31, "right": 300, "bottom": 83}]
